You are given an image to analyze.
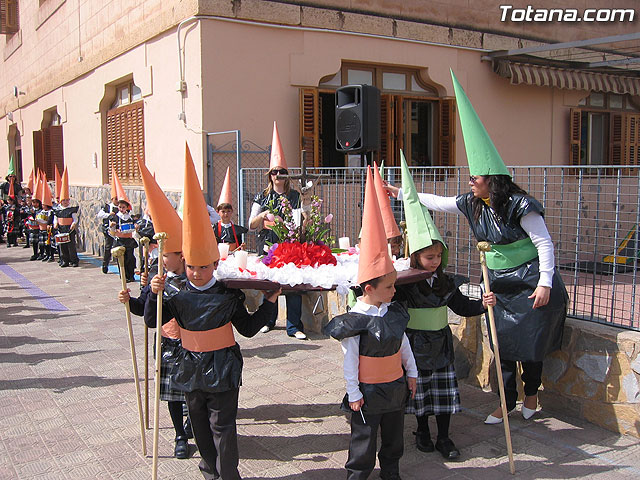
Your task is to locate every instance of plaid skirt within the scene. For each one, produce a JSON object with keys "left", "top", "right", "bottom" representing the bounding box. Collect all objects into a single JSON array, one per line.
[
  {"left": 158, "top": 337, "right": 185, "bottom": 402},
  {"left": 405, "top": 363, "right": 460, "bottom": 416}
]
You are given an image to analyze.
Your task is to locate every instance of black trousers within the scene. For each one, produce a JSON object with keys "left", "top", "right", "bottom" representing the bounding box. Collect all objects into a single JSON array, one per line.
[
  {"left": 102, "top": 234, "right": 115, "bottom": 266},
  {"left": 59, "top": 230, "right": 79, "bottom": 264},
  {"left": 185, "top": 388, "right": 241, "bottom": 480},
  {"left": 345, "top": 408, "right": 404, "bottom": 480},
  {"left": 501, "top": 360, "right": 543, "bottom": 411}
]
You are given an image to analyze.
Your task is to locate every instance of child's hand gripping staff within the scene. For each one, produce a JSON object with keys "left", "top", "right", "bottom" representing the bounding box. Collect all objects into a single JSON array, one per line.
[
  {"left": 478, "top": 241, "right": 515, "bottom": 475},
  {"left": 112, "top": 246, "right": 146, "bottom": 457}
]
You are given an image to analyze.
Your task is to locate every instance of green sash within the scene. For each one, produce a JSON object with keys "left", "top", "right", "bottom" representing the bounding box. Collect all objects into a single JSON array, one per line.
[
  {"left": 485, "top": 237, "right": 538, "bottom": 270},
  {"left": 407, "top": 306, "right": 448, "bottom": 331}
]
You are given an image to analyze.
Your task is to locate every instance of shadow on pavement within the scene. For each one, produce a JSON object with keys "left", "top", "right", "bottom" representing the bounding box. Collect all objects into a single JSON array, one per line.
[
  {"left": 238, "top": 403, "right": 344, "bottom": 423},
  {"left": 0, "top": 335, "right": 78, "bottom": 348},
  {"left": 0, "top": 375, "right": 133, "bottom": 393},
  {"left": 240, "top": 343, "right": 321, "bottom": 359},
  {"left": 0, "top": 349, "right": 101, "bottom": 365},
  {"left": 239, "top": 432, "right": 350, "bottom": 460},
  {"left": 244, "top": 468, "right": 345, "bottom": 479}
]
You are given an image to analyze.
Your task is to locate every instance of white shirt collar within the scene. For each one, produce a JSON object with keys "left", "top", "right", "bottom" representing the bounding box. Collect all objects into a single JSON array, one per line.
[
  {"left": 189, "top": 276, "right": 217, "bottom": 291},
  {"left": 425, "top": 271, "right": 438, "bottom": 287},
  {"left": 350, "top": 298, "right": 390, "bottom": 317},
  {"left": 221, "top": 222, "right": 232, "bottom": 228}
]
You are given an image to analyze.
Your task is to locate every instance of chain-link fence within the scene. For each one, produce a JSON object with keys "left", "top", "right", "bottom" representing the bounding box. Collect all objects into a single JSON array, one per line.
[{"left": 240, "top": 165, "right": 640, "bottom": 331}]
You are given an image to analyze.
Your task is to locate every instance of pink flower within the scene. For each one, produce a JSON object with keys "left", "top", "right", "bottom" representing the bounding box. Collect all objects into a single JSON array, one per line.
[
  {"left": 324, "top": 214, "right": 333, "bottom": 223},
  {"left": 266, "top": 213, "right": 275, "bottom": 222}
]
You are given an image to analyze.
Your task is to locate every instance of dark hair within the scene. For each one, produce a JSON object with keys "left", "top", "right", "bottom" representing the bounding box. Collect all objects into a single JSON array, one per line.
[
  {"left": 471, "top": 175, "right": 528, "bottom": 223},
  {"left": 359, "top": 275, "right": 382, "bottom": 291},
  {"left": 216, "top": 202, "right": 232, "bottom": 211},
  {"left": 408, "top": 241, "right": 454, "bottom": 297},
  {"left": 118, "top": 199, "right": 131, "bottom": 208}
]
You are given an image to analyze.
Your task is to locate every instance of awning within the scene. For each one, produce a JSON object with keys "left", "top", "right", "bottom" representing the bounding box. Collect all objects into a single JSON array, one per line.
[{"left": 494, "top": 60, "right": 640, "bottom": 95}]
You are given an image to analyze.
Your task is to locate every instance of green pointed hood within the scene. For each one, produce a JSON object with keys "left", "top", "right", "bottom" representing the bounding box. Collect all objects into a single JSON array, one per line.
[
  {"left": 7, "top": 155, "right": 16, "bottom": 176},
  {"left": 450, "top": 69, "right": 510, "bottom": 177},
  {"left": 400, "top": 150, "right": 448, "bottom": 267}
]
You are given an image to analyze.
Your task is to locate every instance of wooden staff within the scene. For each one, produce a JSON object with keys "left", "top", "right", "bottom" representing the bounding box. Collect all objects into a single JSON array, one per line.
[
  {"left": 139, "top": 236, "right": 151, "bottom": 430},
  {"left": 112, "top": 246, "right": 147, "bottom": 457},
  {"left": 151, "top": 232, "right": 167, "bottom": 480},
  {"left": 477, "top": 242, "right": 515, "bottom": 475}
]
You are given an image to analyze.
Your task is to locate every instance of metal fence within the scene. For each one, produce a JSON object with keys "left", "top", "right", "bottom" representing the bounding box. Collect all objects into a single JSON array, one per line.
[{"left": 240, "top": 165, "right": 640, "bottom": 331}]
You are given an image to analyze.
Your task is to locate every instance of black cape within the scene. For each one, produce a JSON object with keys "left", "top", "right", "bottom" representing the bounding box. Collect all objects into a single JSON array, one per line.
[
  {"left": 456, "top": 192, "right": 568, "bottom": 362},
  {"left": 395, "top": 274, "right": 485, "bottom": 370},
  {"left": 324, "top": 302, "right": 410, "bottom": 415},
  {"left": 146, "top": 281, "right": 276, "bottom": 393}
]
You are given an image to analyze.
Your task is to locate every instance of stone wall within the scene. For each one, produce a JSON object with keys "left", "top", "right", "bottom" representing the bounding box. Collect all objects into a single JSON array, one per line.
[{"left": 69, "top": 185, "right": 181, "bottom": 257}]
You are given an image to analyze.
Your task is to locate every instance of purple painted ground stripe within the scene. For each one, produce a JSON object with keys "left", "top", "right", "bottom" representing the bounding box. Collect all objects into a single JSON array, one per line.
[{"left": 0, "top": 263, "right": 68, "bottom": 312}]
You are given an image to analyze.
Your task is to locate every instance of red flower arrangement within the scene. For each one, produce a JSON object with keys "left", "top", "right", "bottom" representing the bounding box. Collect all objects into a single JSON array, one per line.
[{"left": 263, "top": 242, "right": 337, "bottom": 268}]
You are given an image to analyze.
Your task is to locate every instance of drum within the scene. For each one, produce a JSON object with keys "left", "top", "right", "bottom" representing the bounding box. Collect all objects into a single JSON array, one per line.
[
  {"left": 26, "top": 219, "right": 38, "bottom": 228},
  {"left": 55, "top": 233, "right": 70, "bottom": 244}
]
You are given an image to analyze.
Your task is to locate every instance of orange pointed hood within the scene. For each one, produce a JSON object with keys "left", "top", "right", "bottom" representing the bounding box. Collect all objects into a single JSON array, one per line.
[
  {"left": 138, "top": 157, "right": 182, "bottom": 253},
  {"left": 26, "top": 169, "right": 34, "bottom": 193},
  {"left": 60, "top": 167, "right": 70, "bottom": 201},
  {"left": 269, "top": 121, "right": 287, "bottom": 170},
  {"left": 41, "top": 173, "right": 53, "bottom": 207},
  {"left": 357, "top": 167, "right": 394, "bottom": 285},
  {"left": 372, "top": 161, "right": 401, "bottom": 239},
  {"left": 33, "top": 171, "right": 42, "bottom": 202},
  {"left": 111, "top": 167, "right": 130, "bottom": 206},
  {"left": 182, "top": 144, "right": 219, "bottom": 265},
  {"left": 110, "top": 167, "right": 117, "bottom": 201},
  {"left": 217, "top": 167, "right": 233, "bottom": 207},
  {"left": 54, "top": 165, "right": 62, "bottom": 200}
]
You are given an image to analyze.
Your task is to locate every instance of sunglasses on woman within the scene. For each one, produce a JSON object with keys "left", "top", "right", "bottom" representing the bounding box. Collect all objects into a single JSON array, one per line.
[{"left": 270, "top": 169, "right": 289, "bottom": 176}]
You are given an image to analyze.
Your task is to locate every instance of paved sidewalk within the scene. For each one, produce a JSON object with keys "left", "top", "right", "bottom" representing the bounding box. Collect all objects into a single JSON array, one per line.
[{"left": 1, "top": 245, "right": 640, "bottom": 480}]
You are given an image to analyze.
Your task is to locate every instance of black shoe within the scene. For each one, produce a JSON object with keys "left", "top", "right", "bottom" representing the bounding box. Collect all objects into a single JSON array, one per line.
[
  {"left": 71, "top": 262, "right": 79, "bottom": 267},
  {"left": 60, "top": 262, "right": 70, "bottom": 268},
  {"left": 36, "top": 254, "right": 44, "bottom": 260},
  {"left": 435, "top": 437, "right": 460, "bottom": 460},
  {"left": 184, "top": 418, "right": 193, "bottom": 439},
  {"left": 414, "top": 431, "right": 434, "bottom": 453},
  {"left": 22, "top": 244, "right": 30, "bottom": 248},
  {"left": 41, "top": 256, "right": 50, "bottom": 261},
  {"left": 30, "top": 255, "right": 38, "bottom": 261},
  {"left": 126, "top": 277, "right": 136, "bottom": 283},
  {"left": 47, "top": 257, "right": 55, "bottom": 262},
  {"left": 102, "top": 264, "right": 109, "bottom": 274},
  {"left": 6, "top": 244, "right": 11, "bottom": 248},
  {"left": 174, "top": 436, "right": 189, "bottom": 459}
]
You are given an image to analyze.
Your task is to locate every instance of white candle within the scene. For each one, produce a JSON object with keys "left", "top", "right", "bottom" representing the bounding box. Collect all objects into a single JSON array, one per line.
[
  {"left": 218, "top": 243, "right": 229, "bottom": 260},
  {"left": 338, "top": 237, "right": 350, "bottom": 249},
  {"left": 235, "top": 250, "right": 248, "bottom": 269},
  {"left": 387, "top": 243, "right": 392, "bottom": 259}
]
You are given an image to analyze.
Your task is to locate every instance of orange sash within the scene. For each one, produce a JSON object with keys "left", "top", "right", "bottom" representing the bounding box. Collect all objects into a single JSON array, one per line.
[
  {"left": 358, "top": 350, "right": 403, "bottom": 384},
  {"left": 180, "top": 322, "right": 236, "bottom": 352},
  {"left": 57, "top": 217, "right": 73, "bottom": 226},
  {"left": 161, "top": 318, "right": 181, "bottom": 340}
]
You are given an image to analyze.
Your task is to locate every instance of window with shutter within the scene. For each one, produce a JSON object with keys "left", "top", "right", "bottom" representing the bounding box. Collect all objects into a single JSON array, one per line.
[
  {"left": 439, "top": 98, "right": 455, "bottom": 167},
  {"left": 624, "top": 114, "right": 640, "bottom": 171},
  {"left": 32, "top": 126, "right": 64, "bottom": 180},
  {"left": 309, "top": 62, "right": 447, "bottom": 168},
  {"left": 299, "top": 88, "right": 318, "bottom": 166},
  {"left": 106, "top": 101, "right": 145, "bottom": 185},
  {"left": 569, "top": 108, "right": 582, "bottom": 167},
  {"left": 0, "top": 0, "right": 19, "bottom": 34}
]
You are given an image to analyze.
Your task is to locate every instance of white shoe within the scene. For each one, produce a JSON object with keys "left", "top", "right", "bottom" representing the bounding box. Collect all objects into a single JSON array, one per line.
[
  {"left": 293, "top": 331, "right": 307, "bottom": 340},
  {"left": 484, "top": 414, "right": 503, "bottom": 425},
  {"left": 522, "top": 405, "right": 537, "bottom": 420},
  {"left": 259, "top": 325, "right": 270, "bottom": 334}
]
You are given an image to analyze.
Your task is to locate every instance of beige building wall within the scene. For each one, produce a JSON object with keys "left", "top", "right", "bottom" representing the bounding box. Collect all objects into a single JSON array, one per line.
[{"left": 2, "top": 0, "right": 637, "bottom": 182}]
